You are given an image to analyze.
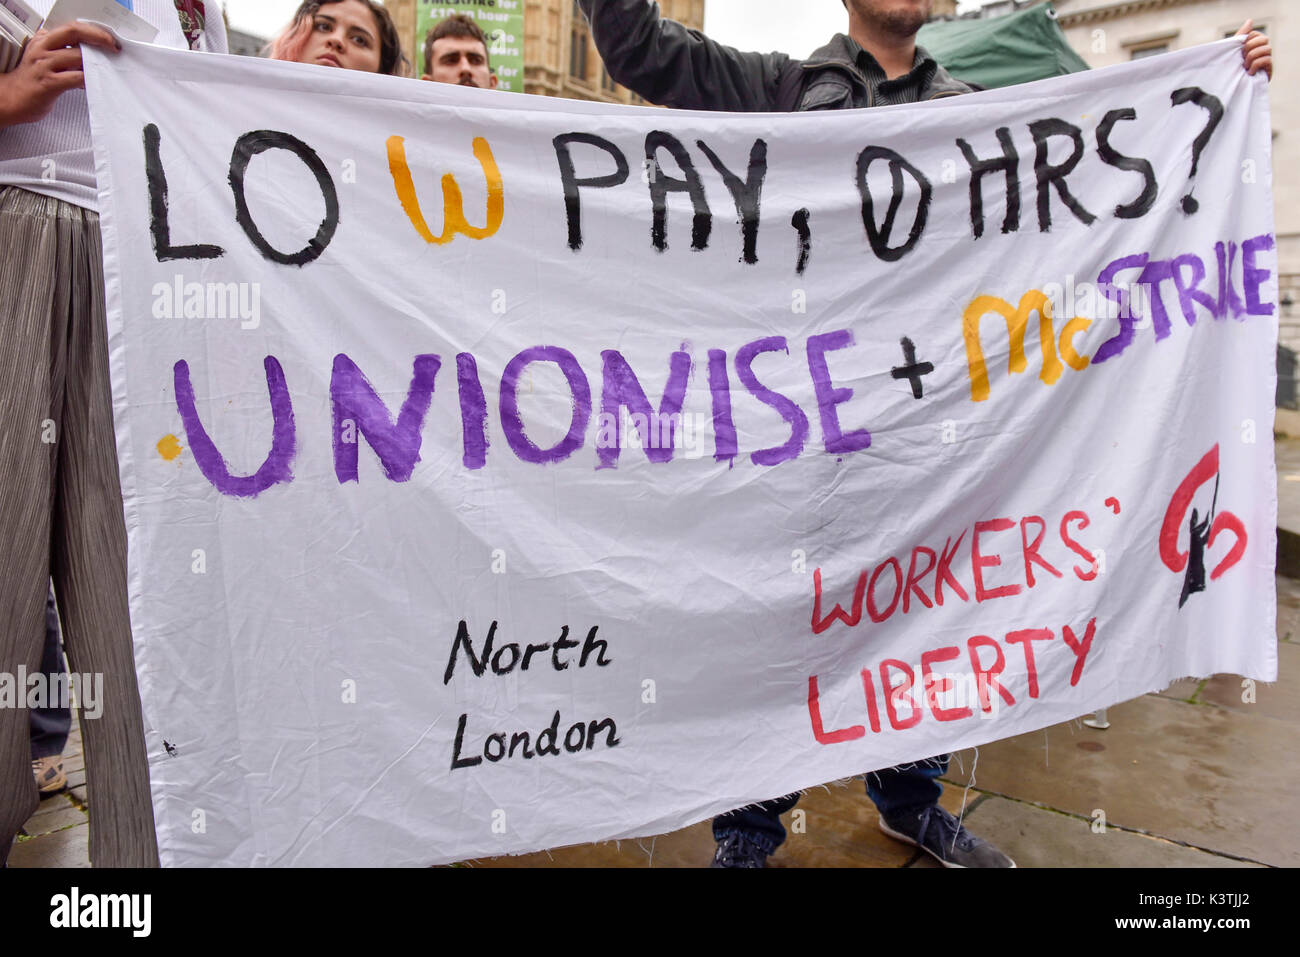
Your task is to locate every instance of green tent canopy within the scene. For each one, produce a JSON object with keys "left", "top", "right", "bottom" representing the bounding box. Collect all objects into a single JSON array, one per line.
[{"left": 918, "top": 2, "right": 1090, "bottom": 90}]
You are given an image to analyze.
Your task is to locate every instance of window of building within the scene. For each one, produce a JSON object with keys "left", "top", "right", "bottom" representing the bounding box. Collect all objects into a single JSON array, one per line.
[
  {"left": 570, "top": 35, "right": 588, "bottom": 80},
  {"left": 1130, "top": 44, "right": 1168, "bottom": 60},
  {"left": 601, "top": 65, "right": 617, "bottom": 94},
  {"left": 570, "top": 0, "right": 589, "bottom": 82}
]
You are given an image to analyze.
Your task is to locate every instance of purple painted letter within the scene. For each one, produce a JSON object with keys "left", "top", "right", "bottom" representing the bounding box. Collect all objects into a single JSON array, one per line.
[
  {"left": 174, "top": 355, "right": 296, "bottom": 497},
  {"left": 597, "top": 348, "right": 692, "bottom": 469},
  {"left": 331, "top": 353, "right": 441, "bottom": 483},
  {"left": 708, "top": 348, "right": 737, "bottom": 465},
  {"left": 500, "top": 346, "right": 591, "bottom": 464},
  {"left": 735, "top": 336, "right": 809, "bottom": 466},
  {"left": 457, "top": 352, "right": 489, "bottom": 470},
  {"left": 1243, "top": 233, "right": 1276, "bottom": 317},
  {"left": 1092, "top": 252, "right": 1149, "bottom": 364},
  {"left": 806, "top": 329, "right": 871, "bottom": 455}
]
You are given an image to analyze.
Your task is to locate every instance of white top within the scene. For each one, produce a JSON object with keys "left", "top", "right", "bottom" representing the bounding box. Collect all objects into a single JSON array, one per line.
[{"left": 0, "top": 0, "right": 228, "bottom": 210}]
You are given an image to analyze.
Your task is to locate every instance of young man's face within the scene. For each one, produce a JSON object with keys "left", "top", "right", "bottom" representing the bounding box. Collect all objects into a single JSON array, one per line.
[
  {"left": 423, "top": 36, "right": 498, "bottom": 88},
  {"left": 846, "top": 0, "right": 933, "bottom": 38}
]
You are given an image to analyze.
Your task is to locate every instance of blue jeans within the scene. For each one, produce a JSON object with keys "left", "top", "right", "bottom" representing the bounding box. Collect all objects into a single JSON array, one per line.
[{"left": 712, "top": 754, "right": 950, "bottom": 852}]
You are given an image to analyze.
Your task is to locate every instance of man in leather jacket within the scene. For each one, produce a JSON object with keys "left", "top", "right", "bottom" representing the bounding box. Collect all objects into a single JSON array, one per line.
[{"left": 579, "top": 0, "right": 974, "bottom": 114}]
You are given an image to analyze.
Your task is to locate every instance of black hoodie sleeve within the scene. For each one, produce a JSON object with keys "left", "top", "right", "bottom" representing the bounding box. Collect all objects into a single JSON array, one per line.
[{"left": 577, "top": 0, "right": 792, "bottom": 112}]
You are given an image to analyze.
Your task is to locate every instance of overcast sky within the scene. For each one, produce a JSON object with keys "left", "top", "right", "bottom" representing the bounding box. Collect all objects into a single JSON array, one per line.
[{"left": 219, "top": 1, "right": 989, "bottom": 57}]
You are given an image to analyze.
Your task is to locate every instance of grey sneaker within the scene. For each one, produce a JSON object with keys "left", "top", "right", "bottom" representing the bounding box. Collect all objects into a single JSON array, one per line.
[
  {"left": 879, "top": 805, "right": 1016, "bottom": 868},
  {"left": 32, "top": 756, "right": 67, "bottom": 797},
  {"left": 710, "top": 831, "right": 772, "bottom": 868}
]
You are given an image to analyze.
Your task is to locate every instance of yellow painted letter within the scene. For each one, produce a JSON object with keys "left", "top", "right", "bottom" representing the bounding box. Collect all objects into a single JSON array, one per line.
[
  {"left": 1059, "top": 315, "right": 1092, "bottom": 371},
  {"left": 387, "top": 136, "right": 504, "bottom": 245},
  {"left": 962, "top": 290, "right": 1065, "bottom": 402}
]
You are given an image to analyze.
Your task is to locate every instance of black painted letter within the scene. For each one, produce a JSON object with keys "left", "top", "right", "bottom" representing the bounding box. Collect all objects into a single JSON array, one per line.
[
  {"left": 645, "top": 131, "right": 712, "bottom": 253},
  {"left": 1095, "top": 108, "right": 1157, "bottom": 220},
  {"left": 1029, "top": 118, "right": 1097, "bottom": 231},
  {"left": 229, "top": 131, "right": 339, "bottom": 266},
  {"left": 697, "top": 138, "right": 767, "bottom": 264},
  {"left": 956, "top": 127, "right": 1020, "bottom": 239},
  {"left": 553, "top": 132, "right": 630, "bottom": 251},
  {"left": 144, "top": 124, "right": 224, "bottom": 262},
  {"left": 855, "top": 146, "right": 932, "bottom": 262}
]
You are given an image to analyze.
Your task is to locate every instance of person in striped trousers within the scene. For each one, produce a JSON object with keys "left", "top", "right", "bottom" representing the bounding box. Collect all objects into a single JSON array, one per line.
[{"left": 0, "top": 1, "right": 228, "bottom": 867}]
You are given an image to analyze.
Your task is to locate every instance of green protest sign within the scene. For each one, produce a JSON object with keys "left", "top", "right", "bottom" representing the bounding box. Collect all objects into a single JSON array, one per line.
[{"left": 416, "top": 1, "right": 525, "bottom": 92}]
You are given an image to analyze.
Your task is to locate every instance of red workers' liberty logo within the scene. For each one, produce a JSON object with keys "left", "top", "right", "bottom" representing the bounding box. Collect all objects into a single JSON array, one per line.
[{"left": 1159, "top": 444, "right": 1248, "bottom": 608}]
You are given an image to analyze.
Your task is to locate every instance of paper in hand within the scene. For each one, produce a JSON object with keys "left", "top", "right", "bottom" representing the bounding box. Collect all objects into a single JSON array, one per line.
[{"left": 43, "top": 0, "right": 158, "bottom": 42}]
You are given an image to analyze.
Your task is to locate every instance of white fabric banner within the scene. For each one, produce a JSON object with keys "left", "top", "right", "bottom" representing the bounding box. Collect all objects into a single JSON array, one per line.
[{"left": 85, "top": 39, "right": 1278, "bottom": 866}]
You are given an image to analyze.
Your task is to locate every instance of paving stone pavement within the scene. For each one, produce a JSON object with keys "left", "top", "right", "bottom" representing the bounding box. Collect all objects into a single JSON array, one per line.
[{"left": 10, "top": 716, "right": 90, "bottom": 868}]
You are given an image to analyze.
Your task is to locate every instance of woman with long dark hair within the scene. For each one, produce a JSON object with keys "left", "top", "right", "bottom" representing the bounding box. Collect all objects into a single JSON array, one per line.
[{"left": 269, "top": 0, "right": 408, "bottom": 76}]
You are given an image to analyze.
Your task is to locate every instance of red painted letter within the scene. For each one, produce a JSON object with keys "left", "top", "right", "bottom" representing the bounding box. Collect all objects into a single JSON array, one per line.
[
  {"left": 1060, "top": 510, "right": 1098, "bottom": 581},
  {"left": 808, "top": 675, "right": 866, "bottom": 744},
  {"left": 859, "top": 668, "right": 883, "bottom": 733},
  {"left": 1005, "top": 628, "right": 1054, "bottom": 698},
  {"left": 1020, "top": 515, "right": 1063, "bottom": 588},
  {"left": 921, "top": 646, "right": 971, "bottom": 722},
  {"left": 811, "top": 568, "right": 866, "bottom": 635},
  {"left": 935, "top": 531, "right": 970, "bottom": 606},
  {"left": 968, "top": 635, "right": 1016, "bottom": 712},
  {"left": 867, "top": 557, "right": 902, "bottom": 623},
  {"left": 973, "top": 519, "right": 1022, "bottom": 602},
  {"left": 1060, "top": 617, "right": 1098, "bottom": 686},
  {"left": 881, "top": 659, "right": 922, "bottom": 730},
  {"left": 904, "top": 545, "right": 936, "bottom": 613}
]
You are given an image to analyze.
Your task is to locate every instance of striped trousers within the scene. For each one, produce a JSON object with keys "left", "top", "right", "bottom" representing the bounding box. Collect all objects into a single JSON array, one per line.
[{"left": 1, "top": 186, "right": 158, "bottom": 866}]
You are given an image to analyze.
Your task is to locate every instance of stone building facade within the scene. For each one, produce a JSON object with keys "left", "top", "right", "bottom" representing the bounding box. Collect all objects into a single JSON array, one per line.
[{"left": 522, "top": 0, "right": 705, "bottom": 104}]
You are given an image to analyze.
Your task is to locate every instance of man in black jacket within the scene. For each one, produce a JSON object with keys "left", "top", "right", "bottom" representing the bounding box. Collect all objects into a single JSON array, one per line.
[
  {"left": 579, "top": 0, "right": 974, "bottom": 114},
  {"left": 577, "top": 0, "right": 1004, "bottom": 870}
]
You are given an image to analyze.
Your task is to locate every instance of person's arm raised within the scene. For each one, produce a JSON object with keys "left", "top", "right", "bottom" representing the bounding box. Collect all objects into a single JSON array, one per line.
[
  {"left": 0, "top": 23, "right": 120, "bottom": 131},
  {"left": 577, "top": 0, "right": 790, "bottom": 112}
]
